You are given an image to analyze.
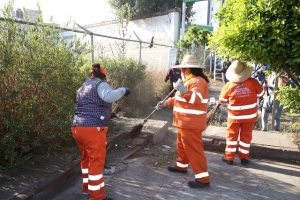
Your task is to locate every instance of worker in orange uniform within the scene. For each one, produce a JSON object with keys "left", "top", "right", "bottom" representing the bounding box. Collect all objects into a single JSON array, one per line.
[
  {"left": 219, "top": 61, "right": 264, "bottom": 165},
  {"left": 156, "top": 55, "right": 210, "bottom": 188},
  {"left": 71, "top": 63, "right": 130, "bottom": 200}
]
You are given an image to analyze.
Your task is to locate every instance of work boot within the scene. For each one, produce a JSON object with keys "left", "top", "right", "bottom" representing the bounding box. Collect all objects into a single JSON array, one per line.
[
  {"left": 222, "top": 156, "right": 233, "bottom": 165},
  {"left": 241, "top": 158, "right": 249, "bottom": 165},
  {"left": 167, "top": 166, "right": 187, "bottom": 173},
  {"left": 188, "top": 180, "right": 210, "bottom": 188}
]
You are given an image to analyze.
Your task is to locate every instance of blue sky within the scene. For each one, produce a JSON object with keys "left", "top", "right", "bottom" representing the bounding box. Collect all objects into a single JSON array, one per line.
[{"left": 0, "top": 0, "right": 115, "bottom": 25}]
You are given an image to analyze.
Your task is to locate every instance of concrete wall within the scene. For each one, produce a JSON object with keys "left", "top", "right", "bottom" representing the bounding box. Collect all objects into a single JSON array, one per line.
[{"left": 79, "top": 9, "right": 180, "bottom": 70}]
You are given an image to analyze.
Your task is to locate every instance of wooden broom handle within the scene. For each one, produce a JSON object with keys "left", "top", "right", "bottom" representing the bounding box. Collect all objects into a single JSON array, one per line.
[{"left": 144, "top": 88, "right": 176, "bottom": 122}]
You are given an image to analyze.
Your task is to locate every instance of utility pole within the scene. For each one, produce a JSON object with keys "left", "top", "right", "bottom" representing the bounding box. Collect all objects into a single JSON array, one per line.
[{"left": 181, "top": 1, "right": 186, "bottom": 40}]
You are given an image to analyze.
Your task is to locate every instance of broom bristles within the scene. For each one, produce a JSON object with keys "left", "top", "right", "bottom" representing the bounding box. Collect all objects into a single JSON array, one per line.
[
  {"left": 126, "top": 123, "right": 144, "bottom": 139},
  {"left": 206, "top": 103, "right": 221, "bottom": 126}
]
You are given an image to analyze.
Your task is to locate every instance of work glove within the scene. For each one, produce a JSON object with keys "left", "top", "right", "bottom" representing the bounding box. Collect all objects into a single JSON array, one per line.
[
  {"left": 156, "top": 101, "right": 164, "bottom": 110},
  {"left": 124, "top": 87, "right": 130, "bottom": 97},
  {"left": 155, "top": 100, "right": 170, "bottom": 110},
  {"left": 173, "top": 79, "right": 188, "bottom": 94}
]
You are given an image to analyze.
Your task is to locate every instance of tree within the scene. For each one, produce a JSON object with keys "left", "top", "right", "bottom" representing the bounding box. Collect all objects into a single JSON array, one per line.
[
  {"left": 209, "top": 0, "right": 300, "bottom": 113},
  {"left": 177, "top": 26, "right": 211, "bottom": 60},
  {"left": 107, "top": 0, "right": 195, "bottom": 23}
]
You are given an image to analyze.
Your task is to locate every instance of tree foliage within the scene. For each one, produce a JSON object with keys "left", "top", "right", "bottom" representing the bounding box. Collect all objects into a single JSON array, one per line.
[
  {"left": 209, "top": 0, "right": 300, "bottom": 113},
  {"left": 107, "top": 0, "right": 195, "bottom": 22},
  {"left": 177, "top": 26, "right": 211, "bottom": 60}
]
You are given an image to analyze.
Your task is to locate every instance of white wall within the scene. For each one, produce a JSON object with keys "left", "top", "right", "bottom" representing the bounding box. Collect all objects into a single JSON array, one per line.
[{"left": 80, "top": 9, "right": 180, "bottom": 70}]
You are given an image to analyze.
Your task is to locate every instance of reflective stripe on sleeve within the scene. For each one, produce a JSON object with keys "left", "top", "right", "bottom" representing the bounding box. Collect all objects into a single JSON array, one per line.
[
  {"left": 239, "top": 141, "right": 250, "bottom": 148},
  {"left": 228, "top": 113, "right": 257, "bottom": 120},
  {"left": 195, "top": 172, "right": 209, "bottom": 179},
  {"left": 174, "top": 107, "right": 206, "bottom": 115},
  {"left": 82, "top": 168, "right": 88, "bottom": 174},
  {"left": 176, "top": 162, "right": 189, "bottom": 168},
  {"left": 220, "top": 97, "right": 228, "bottom": 102},
  {"left": 201, "top": 98, "right": 209, "bottom": 103},
  {"left": 175, "top": 96, "right": 187, "bottom": 102},
  {"left": 175, "top": 93, "right": 208, "bottom": 104},
  {"left": 257, "top": 90, "right": 264, "bottom": 97},
  {"left": 228, "top": 103, "right": 257, "bottom": 110}
]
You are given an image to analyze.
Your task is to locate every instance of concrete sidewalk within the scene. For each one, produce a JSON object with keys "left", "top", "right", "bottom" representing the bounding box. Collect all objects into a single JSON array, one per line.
[
  {"left": 203, "top": 126, "right": 300, "bottom": 164},
  {"left": 1, "top": 121, "right": 299, "bottom": 200}
]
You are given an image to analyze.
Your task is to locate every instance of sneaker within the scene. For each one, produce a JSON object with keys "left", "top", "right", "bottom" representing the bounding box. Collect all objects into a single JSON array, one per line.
[
  {"left": 222, "top": 156, "right": 233, "bottom": 165},
  {"left": 167, "top": 166, "right": 187, "bottom": 173},
  {"left": 188, "top": 180, "right": 210, "bottom": 188},
  {"left": 241, "top": 158, "right": 249, "bottom": 165}
]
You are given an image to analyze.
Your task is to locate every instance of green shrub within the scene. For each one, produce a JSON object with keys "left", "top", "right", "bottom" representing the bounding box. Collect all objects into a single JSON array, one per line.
[{"left": 0, "top": 2, "right": 89, "bottom": 168}]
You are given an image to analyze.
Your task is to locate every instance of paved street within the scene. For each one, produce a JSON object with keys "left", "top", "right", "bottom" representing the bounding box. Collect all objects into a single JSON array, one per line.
[{"left": 50, "top": 151, "right": 300, "bottom": 200}]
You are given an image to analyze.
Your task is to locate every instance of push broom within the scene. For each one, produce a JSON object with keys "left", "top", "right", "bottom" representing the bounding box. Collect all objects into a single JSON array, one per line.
[{"left": 126, "top": 88, "right": 176, "bottom": 139}]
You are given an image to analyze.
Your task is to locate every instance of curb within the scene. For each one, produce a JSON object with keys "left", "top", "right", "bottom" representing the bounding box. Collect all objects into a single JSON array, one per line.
[
  {"left": 8, "top": 159, "right": 80, "bottom": 200},
  {"left": 203, "top": 136, "right": 300, "bottom": 164},
  {"left": 9, "top": 128, "right": 145, "bottom": 200}
]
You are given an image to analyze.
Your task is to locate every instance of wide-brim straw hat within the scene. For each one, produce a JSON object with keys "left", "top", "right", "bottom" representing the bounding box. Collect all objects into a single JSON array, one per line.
[
  {"left": 226, "top": 60, "right": 253, "bottom": 82},
  {"left": 172, "top": 55, "right": 205, "bottom": 69}
]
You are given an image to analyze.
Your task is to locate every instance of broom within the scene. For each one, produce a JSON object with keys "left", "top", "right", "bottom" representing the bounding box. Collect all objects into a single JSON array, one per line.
[
  {"left": 126, "top": 88, "right": 176, "bottom": 139},
  {"left": 206, "top": 103, "right": 221, "bottom": 126}
]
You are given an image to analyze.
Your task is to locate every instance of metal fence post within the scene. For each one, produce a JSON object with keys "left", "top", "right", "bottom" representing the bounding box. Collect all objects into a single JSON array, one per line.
[{"left": 76, "top": 23, "right": 94, "bottom": 62}]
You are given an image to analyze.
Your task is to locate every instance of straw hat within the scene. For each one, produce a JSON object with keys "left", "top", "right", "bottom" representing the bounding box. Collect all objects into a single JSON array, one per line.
[
  {"left": 172, "top": 55, "right": 205, "bottom": 69},
  {"left": 225, "top": 60, "right": 252, "bottom": 82}
]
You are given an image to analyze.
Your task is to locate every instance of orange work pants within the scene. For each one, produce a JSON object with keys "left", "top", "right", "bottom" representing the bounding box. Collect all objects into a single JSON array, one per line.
[
  {"left": 71, "top": 126, "right": 108, "bottom": 200},
  {"left": 225, "top": 120, "right": 254, "bottom": 161},
  {"left": 175, "top": 128, "right": 210, "bottom": 183}
]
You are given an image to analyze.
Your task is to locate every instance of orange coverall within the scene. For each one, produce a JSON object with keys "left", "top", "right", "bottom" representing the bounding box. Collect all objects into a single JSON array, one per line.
[
  {"left": 219, "top": 78, "right": 264, "bottom": 161},
  {"left": 168, "top": 74, "right": 210, "bottom": 184}
]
